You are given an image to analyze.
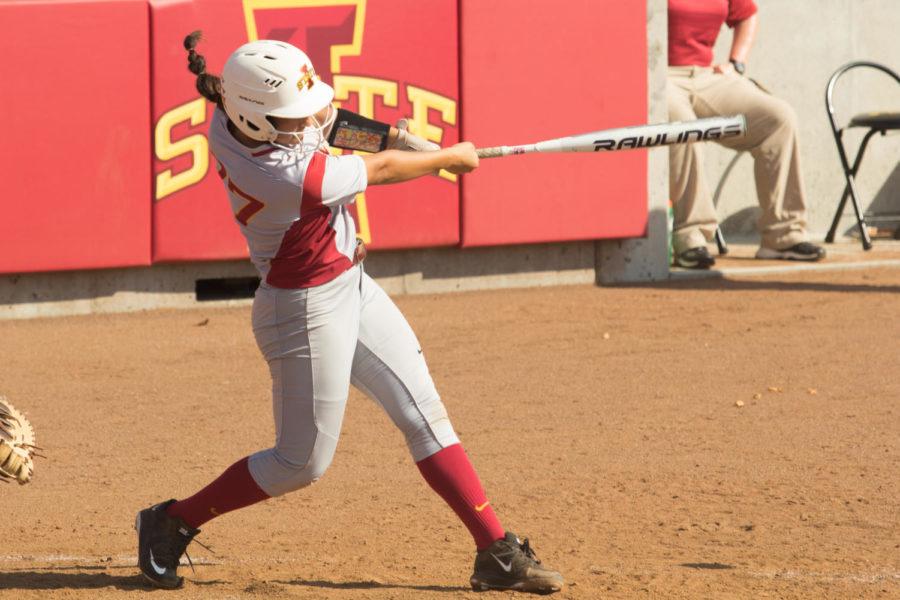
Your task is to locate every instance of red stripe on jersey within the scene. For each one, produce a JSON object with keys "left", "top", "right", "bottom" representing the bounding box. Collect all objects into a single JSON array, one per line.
[
  {"left": 252, "top": 146, "right": 277, "bottom": 157},
  {"left": 230, "top": 179, "right": 266, "bottom": 226},
  {"left": 266, "top": 152, "right": 353, "bottom": 288}
]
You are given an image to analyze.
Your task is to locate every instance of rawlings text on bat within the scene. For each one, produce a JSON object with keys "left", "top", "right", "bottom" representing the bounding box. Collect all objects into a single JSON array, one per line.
[{"left": 475, "top": 115, "right": 747, "bottom": 158}]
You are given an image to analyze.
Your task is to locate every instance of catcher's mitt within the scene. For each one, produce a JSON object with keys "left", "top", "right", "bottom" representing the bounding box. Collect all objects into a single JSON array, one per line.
[{"left": 0, "top": 397, "right": 37, "bottom": 484}]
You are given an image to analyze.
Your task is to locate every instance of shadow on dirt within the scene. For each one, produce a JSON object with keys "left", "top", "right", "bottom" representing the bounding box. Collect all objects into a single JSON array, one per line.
[
  {"left": 0, "top": 566, "right": 231, "bottom": 591},
  {"left": 679, "top": 562, "right": 735, "bottom": 570},
  {"left": 622, "top": 278, "right": 900, "bottom": 295},
  {"left": 275, "top": 578, "right": 471, "bottom": 593},
  {"left": 0, "top": 568, "right": 147, "bottom": 591}
]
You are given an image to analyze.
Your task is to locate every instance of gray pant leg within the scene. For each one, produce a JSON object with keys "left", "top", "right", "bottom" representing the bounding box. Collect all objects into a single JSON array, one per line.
[
  {"left": 248, "top": 267, "right": 361, "bottom": 497},
  {"left": 351, "top": 272, "right": 459, "bottom": 462}
]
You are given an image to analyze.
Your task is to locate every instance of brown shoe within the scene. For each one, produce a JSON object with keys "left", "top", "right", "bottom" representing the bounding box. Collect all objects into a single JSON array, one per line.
[{"left": 470, "top": 532, "right": 565, "bottom": 594}]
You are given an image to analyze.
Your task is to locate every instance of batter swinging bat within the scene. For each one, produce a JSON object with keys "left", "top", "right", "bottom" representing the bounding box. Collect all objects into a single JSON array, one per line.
[{"left": 475, "top": 115, "right": 746, "bottom": 158}]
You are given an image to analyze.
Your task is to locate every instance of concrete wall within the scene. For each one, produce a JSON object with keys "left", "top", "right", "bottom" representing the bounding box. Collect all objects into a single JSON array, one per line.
[
  {"left": 0, "top": 244, "right": 598, "bottom": 320},
  {"left": 597, "top": 0, "right": 670, "bottom": 284},
  {"left": 706, "top": 0, "right": 900, "bottom": 241}
]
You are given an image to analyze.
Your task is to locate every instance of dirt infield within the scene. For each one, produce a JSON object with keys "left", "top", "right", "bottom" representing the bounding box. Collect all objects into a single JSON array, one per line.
[{"left": 1, "top": 267, "right": 898, "bottom": 599}]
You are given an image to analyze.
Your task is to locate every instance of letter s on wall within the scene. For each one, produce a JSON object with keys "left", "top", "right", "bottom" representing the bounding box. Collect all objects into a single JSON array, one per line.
[{"left": 154, "top": 98, "right": 209, "bottom": 201}]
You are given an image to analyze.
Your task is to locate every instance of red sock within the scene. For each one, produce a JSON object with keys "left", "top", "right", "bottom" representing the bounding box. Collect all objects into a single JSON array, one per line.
[
  {"left": 166, "top": 457, "right": 269, "bottom": 529},
  {"left": 416, "top": 444, "right": 505, "bottom": 550}
]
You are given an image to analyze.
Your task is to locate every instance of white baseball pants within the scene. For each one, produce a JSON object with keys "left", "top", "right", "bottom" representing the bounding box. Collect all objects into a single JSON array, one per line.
[{"left": 247, "top": 265, "right": 460, "bottom": 497}]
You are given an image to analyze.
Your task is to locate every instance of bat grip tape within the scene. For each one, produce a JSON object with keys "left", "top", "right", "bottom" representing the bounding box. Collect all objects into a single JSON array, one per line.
[{"left": 476, "top": 147, "right": 506, "bottom": 159}]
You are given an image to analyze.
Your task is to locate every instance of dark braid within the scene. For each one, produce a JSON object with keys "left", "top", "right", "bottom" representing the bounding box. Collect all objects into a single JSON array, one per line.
[{"left": 183, "top": 31, "right": 223, "bottom": 107}]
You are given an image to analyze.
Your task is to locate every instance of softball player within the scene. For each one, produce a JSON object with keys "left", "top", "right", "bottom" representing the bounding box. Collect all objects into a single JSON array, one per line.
[{"left": 136, "top": 33, "right": 564, "bottom": 595}]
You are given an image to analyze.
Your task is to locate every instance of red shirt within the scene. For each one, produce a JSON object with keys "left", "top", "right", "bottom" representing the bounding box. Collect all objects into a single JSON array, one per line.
[{"left": 668, "top": 0, "right": 758, "bottom": 66}]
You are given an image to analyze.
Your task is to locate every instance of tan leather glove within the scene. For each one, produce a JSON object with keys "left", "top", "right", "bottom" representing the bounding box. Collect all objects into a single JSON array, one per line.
[{"left": 0, "top": 398, "right": 37, "bottom": 484}]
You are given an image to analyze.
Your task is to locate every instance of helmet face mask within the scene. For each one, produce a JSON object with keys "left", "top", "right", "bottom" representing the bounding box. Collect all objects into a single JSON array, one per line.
[
  {"left": 221, "top": 40, "right": 335, "bottom": 144},
  {"left": 269, "top": 104, "right": 337, "bottom": 154}
]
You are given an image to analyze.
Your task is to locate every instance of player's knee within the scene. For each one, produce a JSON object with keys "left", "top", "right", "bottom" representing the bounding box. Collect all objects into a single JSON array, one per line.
[
  {"left": 301, "top": 455, "right": 332, "bottom": 483},
  {"left": 251, "top": 435, "right": 337, "bottom": 496},
  {"left": 267, "top": 451, "right": 332, "bottom": 495},
  {"left": 279, "top": 468, "right": 328, "bottom": 494}
]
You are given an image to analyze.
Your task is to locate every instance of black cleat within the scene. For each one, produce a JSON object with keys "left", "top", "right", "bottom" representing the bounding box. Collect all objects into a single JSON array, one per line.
[
  {"left": 675, "top": 246, "right": 716, "bottom": 269},
  {"left": 470, "top": 532, "right": 565, "bottom": 595},
  {"left": 135, "top": 499, "right": 200, "bottom": 589}
]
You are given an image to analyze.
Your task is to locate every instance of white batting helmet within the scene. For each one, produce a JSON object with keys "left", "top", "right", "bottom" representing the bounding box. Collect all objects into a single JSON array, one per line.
[{"left": 221, "top": 40, "right": 334, "bottom": 142}]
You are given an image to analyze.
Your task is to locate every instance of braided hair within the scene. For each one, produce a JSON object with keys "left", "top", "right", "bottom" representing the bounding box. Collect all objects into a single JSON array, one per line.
[{"left": 184, "top": 31, "right": 223, "bottom": 107}]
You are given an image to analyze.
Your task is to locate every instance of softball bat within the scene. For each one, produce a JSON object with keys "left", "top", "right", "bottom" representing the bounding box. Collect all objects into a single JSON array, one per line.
[{"left": 475, "top": 115, "right": 747, "bottom": 158}]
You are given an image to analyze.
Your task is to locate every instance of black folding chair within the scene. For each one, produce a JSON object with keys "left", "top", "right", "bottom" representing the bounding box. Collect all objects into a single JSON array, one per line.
[
  {"left": 825, "top": 61, "right": 900, "bottom": 250},
  {"left": 711, "top": 151, "right": 746, "bottom": 255}
]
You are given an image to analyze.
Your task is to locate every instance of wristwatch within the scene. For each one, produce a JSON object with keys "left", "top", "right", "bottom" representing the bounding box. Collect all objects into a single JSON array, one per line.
[{"left": 729, "top": 58, "right": 746, "bottom": 75}]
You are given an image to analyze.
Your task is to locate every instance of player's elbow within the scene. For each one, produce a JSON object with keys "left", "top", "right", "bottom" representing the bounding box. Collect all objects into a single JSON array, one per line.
[
  {"left": 364, "top": 150, "right": 437, "bottom": 185},
  {"left": 364, "top": 152, "right": 399, "bottom": 185}
]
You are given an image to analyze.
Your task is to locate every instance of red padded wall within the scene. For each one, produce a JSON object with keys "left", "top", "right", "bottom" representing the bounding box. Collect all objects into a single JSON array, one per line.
[
  {"left": 0, "top": 0, "right": 151, "bottom": 274},
  {"left": 150, "top": 0, "right": 248, "bottom": 262},
  {"left": 151, "top": 0, "right": 460, "bottom": 263},
  {"left": 329, "top": 0, "right": 460, "bottom": 249},
  {"left": 459, "top": 0, "right": 648, "bottom": 246},
  {"left": 0, "top": 0, "right": 652, "bottom": 276}
]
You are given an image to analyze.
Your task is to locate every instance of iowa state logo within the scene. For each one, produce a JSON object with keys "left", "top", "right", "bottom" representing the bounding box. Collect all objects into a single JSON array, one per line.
[
  {"left": 297, "top": 64, "right": 319, "bottom": 91},
  {"left": 155, "top": 0, "right": 459, "bottom": 245}
]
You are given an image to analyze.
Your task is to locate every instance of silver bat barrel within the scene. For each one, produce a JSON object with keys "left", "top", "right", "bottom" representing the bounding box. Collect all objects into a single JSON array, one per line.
[{"left": 476, "top": 115, "right": 747, "bottom": 158}]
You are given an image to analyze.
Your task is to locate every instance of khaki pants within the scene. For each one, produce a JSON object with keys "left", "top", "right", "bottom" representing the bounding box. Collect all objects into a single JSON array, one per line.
[{"left": 668, "top": 66, "right": 809, "bottom": 252}]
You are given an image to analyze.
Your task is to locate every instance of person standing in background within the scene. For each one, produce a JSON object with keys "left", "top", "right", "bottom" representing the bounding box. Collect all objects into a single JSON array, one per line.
[{"left": 667, "top": 0, "right": 826, "bottom": 268}]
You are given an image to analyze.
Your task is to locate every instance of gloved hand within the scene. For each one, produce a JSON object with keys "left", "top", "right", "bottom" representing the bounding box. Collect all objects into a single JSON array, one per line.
[{"left": 389, "top": 119, "right": 441, "bottom": 152}]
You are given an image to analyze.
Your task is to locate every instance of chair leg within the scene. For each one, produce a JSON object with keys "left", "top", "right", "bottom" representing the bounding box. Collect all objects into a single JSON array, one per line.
[
  {"left": 845, "top": 173, "right": 873, "bottom": 250},
  {"left": 711, "top": 152, "right": 742, "bottom": 256},
  {"left": 714, "top": 226, "right": 728, "bottom": 255},
  {"left": 825, "top": 185, "right": 851, "bottom": 243},
  {"left": 827, "top": 129, "right": 878, "bottom": 249}
]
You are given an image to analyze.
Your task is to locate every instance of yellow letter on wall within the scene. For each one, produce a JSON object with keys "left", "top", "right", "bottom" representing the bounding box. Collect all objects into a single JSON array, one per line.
[
  {"left": 332, "top": 75, "right": 398, "bottom": 117},
  {"left": 155, "top": 98, "right": 209, "bottom": 200},
  {"left": 406, "top": 85, "right": 458, "bottom": 181}
]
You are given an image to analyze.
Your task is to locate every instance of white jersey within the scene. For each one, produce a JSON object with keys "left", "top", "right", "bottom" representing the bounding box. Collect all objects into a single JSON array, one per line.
[{"left": 208, "top": 108, "right": 367, "bottom": 288}]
